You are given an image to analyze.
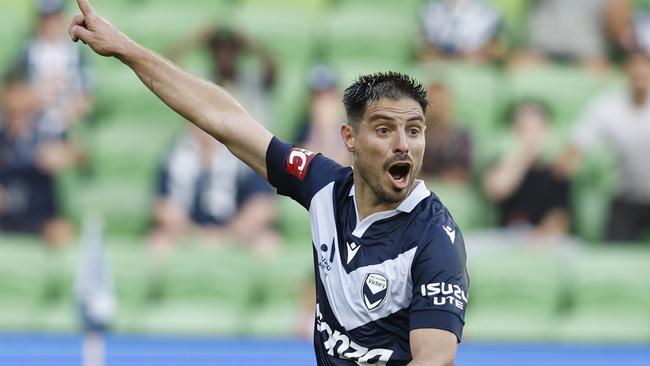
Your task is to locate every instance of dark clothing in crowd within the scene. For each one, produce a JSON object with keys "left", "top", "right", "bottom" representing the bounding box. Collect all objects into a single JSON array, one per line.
[
  {"left": 499, "top": 164, "right": 570, "bottom": 227},
  {"left": 0, "top": 117, "right": 62, "bottom": 233}
]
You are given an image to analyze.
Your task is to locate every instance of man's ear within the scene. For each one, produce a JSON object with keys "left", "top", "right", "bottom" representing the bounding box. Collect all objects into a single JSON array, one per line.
[{"left": 340, "top": 123, "right": 355, "bottom": 153}]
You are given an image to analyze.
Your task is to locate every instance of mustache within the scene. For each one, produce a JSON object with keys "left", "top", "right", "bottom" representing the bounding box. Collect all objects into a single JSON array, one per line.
[{"left": 383, "top": 154, "right": 412, "bottom": 170}]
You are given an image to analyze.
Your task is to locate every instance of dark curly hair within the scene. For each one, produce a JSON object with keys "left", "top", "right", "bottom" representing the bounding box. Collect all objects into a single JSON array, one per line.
[{"left": 343, "top": 72, "right": 428, "bottom": 128}]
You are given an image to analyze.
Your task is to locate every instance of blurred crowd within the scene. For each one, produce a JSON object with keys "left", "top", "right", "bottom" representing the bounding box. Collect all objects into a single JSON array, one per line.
[
  {"left": 1, "top": 0, "right": 650, "bottom": 334},
  {"left": 418, "top": 0, "right": 650, "bottom": 245},
  {"left": 0, "top": 0, "right": 90, "bottom": 248}
]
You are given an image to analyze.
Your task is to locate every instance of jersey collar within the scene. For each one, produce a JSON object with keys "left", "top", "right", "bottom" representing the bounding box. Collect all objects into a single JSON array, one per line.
[
  {"left": 348, "top": 179, "right": 430, "bottom": 213},
  {"left": 349, "top": 180, "right": 430, "bottom": 238}
]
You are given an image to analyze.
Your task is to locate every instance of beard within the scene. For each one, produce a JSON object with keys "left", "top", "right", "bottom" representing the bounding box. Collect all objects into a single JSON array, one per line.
[{"left": 353, "top": 151, "right": 419, "bottom": 204}]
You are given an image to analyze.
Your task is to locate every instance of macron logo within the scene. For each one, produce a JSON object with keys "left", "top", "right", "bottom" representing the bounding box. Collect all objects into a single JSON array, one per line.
[
  {"left": 346, "top": 241, "right": 360, "bottom": 264},
  {"left": 442, "top": 225, "right": 456, "bottom": 244}
]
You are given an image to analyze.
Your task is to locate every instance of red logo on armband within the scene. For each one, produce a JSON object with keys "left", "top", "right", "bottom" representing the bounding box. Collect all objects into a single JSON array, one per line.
[{"left": 286, "top": 147, "right": 315, "bottom": 180}]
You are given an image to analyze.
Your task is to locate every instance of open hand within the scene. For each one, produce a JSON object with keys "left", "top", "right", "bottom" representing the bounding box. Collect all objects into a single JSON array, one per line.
[{"left": 68, "top": 0, "right": 132, "bottom": 57}]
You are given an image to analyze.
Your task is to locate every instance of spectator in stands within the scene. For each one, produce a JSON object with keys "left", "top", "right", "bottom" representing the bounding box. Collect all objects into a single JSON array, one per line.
[
  {"left": 512, "top": 0, "right": 632, "bottom": 71},
  {"left": 621, "top": 3, "right": 650, "bottom": 55},
  {"left": 483, "top": 100, "right": 571, "bottom": 241},
  {"left": 168, "top": 26, "right": 276, "bottom": 127},
  {"left": 148, "top": 125, "right": 278, "bottom": 255},
  {"left": 419, "top": 0, "right": 505, "bottom": 63},
  {"left": 295, "top": 64, "right": 350, "bottom": 166},
  {"left": 420, "top": 81, "right": 473, "bottom": 184},
  {"left": 0, "top": 68, "right": 85, "bottom": 247},
  {"left": 19, "top": 0, "right": 92, "bottom": 135},
  {"left": 563, "top": 51, "right": 650, "bottom": 242}
]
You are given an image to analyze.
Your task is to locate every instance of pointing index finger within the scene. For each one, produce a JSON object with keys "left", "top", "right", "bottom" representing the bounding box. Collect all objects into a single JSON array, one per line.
[{"left": 76, "top": 0, "right": 95, "bottom": 17}]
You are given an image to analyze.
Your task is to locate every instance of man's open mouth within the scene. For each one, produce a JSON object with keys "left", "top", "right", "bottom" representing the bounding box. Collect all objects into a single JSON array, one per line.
[{"left": 387, "top": 162, "right": 412, "bottom": 190}]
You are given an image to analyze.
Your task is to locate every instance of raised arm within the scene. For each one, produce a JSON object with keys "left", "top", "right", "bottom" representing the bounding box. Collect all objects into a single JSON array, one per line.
[{"left": 68, "top": 0, "right": 273, "bottom": 179}]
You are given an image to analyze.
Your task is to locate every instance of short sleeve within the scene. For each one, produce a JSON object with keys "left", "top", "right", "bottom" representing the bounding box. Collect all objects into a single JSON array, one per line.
[
  {"left": 410, "top": 223, "right": 469, "bottom": 342},
  {"left": 265, "top": 136, "right": 346, "bottom": 209}
]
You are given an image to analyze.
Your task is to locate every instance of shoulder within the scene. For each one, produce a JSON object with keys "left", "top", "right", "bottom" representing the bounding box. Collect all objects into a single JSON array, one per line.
[
  {"left": 410, "top": 193, "right": 466, "bottom": 263},
  {"left": 267, "top": 137, "right": 346, "bottom": 180},
  {"left": 306, "top": 161, "right": 353, "bottom": 206},
  {"left": 306, "top": 151, "right": 351, "bottom": 181},
  {"left": 265, "top": 136, "right": 351, "bottom": 208},
  {"left": 413, "top": 192, "right": 457, "bottom": 233},
  {"left": 286, "top": 144, "right": 352, "bottom": 195}
]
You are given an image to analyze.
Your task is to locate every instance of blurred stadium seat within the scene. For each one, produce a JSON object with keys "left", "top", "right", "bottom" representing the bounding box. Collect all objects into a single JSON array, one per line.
[
  {"left": 0, "top": 236, "right": 648, "bottom": 342},
  {"left": 0, "top": 0, "right": 30, "bottom": 68},
  {"left": 466, "top": 249, "right": 564, "bottom": 340},
  {"left": 504, "top": 65, "right": 622, "bottom": 131},
  {"left": 276, "top": 196, "right": 312, "bottom": 242},
  {"left": 558, "top": 248, "right": 650, "bottom": 341},
  {"left": 571, "top": 148, "right": 618, "bottom": 241},
  {"left": 94, "top": 0, "right": 236, "bottom": 52},
  {"left": 426, "top": 180, "right": 493, "bottom": 232},
  {"left": 484, "top": 0, "right": 529, "bottom": 46},
  {"left": 325, "top": 3, "right": 417, "bottom": 66},
  {"left": 60, "top": 175, "right": 152, "bottom": 234}
]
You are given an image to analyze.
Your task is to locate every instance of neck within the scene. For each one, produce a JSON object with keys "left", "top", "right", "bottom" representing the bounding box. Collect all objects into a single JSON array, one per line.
[{"left": 353, "top": 174, "right": 414, "bottom": 221}]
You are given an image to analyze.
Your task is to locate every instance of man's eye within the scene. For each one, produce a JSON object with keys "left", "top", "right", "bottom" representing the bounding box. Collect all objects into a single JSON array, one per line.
[
  {"left": 408, "top": 128, "right": 421, "bottom": 136},
  {"left": 377, "top": 128, "right": 390, "bottom": 135}
]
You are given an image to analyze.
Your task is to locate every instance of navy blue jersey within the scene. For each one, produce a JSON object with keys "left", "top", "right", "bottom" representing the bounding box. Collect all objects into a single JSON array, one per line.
[{"left": 266, "top": 137, "right": 469, "bottom": 366}]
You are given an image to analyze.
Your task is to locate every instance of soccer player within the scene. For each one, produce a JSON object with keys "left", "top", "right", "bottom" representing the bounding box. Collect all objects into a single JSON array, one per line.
[{"left": 68, "top": 1, "right": 469, "bottom": 365}]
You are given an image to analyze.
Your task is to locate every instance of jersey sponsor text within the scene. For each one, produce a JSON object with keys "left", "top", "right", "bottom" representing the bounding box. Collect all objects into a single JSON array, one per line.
[
  {"left": 316, "top": 304, "right": 393, "bottom": 365},
  {"left": 420, "top": 282, "right": 468, "bottom": 310}
]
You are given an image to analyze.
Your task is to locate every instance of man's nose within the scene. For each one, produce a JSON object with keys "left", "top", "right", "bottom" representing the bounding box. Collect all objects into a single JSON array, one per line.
[{"left": 393, "top": 129, "right": 409, "bottom": 154}]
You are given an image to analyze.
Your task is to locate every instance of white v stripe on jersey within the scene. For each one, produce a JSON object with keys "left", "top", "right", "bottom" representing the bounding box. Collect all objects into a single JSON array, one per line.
[
  {"left": 309, "top": 183, "right": 419, "bottom": 331},
  {"left": 332, "top": 246, "right": 417, "bottom": 330}
]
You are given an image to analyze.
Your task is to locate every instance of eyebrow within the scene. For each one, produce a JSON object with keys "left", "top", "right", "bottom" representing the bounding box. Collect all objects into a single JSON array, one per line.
[
  {"left": 368, "top": 113, "right": 424, "bottom": 123},
  {"left": 406, "top": 116, "right": 425, "bottom": 122},
  {"left": 368, "top": 113, "right": 397, "bottom": 122}
]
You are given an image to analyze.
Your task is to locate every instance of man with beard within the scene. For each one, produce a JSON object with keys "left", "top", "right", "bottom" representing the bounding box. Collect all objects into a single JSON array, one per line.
[{"left": 68, "top": 1, "right": 468, "bottom": 364}]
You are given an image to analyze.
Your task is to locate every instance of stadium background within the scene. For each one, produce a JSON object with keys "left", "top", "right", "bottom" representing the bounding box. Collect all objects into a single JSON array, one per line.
[{"left": 0, "top": 0, "right": 649, "bottom": 365}]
